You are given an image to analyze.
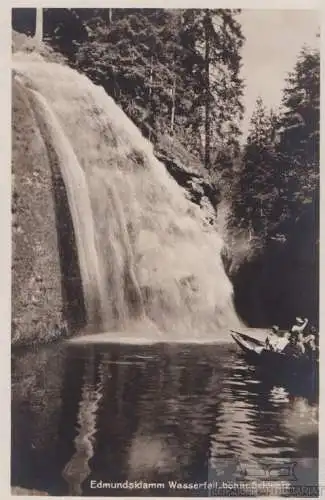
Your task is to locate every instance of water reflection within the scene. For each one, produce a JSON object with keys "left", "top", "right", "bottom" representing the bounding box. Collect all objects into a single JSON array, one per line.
[
  {"left": 62, "top": 352, "right": 105, "bottom": 495},
  {"left": 11, "top": 341, "right": 318, "bottom": 496}
]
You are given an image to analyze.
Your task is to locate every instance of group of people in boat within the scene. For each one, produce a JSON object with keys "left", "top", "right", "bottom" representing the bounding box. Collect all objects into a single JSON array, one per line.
[{"left": 265, "top": 317, "right": 318, "bottom": 358}]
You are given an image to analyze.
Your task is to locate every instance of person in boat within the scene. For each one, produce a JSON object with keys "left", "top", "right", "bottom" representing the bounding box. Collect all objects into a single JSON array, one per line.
[
  {"left": 290, "top": 317, "right": 309, "bottom": 335},
  {"left": 283, "top": 329, "right": 306, "bottom": 358},
  {"left": 265, "top": 325, "right": 280, "bottom": 351},
  {"left": 303, "top": 326, "right": 318, "bottom": 358},
  {"left": 265, "top": 325, "right": 289, "bottom": 352}
]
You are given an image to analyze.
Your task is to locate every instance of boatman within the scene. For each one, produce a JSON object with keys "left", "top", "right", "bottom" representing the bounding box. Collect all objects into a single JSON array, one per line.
[
  {"left": 265, "top": 325, "right": 289, "bottom": 352},
  {"left": 265, "top": 325, "right": 279, "bottom": 351},
  {"left": 288, "top": 317, "right": 309, "bottom": 355},
  {"left": 274, "top": 331, "right": 290, "bottom": 352},
  {"left": 284, "top": 332, "right": 305, "bottom": 357},
  {"left": 290, "top": 317, "right": 309, "bottom": 335},
  {"left": 303, "top": 326, "right": 318, "bottom": 355}
]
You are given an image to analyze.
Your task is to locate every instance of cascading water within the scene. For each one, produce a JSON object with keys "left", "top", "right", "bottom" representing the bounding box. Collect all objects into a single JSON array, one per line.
[{"left": 13, "top": 51, "right": 240, "bottom": 340}]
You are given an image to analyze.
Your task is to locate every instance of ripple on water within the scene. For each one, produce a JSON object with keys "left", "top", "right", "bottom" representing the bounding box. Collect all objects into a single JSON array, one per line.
[{"left": 11, "top": 341, "right": 318, "bottom": 495}]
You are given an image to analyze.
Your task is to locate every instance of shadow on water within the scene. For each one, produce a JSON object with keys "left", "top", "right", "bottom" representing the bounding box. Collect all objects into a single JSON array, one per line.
[{"left": 11, "top": 340, "right": 318, "bottom": 496}]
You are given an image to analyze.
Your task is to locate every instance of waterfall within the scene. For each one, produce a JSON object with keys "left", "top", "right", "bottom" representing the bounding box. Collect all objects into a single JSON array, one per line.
[
  {"left": 26, "top": 84, "right": 112, "bottom": 330},
  {"left": 12, "top": 53, "right": 240, "bottom": 340}
]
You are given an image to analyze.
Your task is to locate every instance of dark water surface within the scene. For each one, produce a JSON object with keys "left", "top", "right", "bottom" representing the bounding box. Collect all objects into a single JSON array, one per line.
[{"left": 11, "top": 341, "right": 318, "bottom": 496}]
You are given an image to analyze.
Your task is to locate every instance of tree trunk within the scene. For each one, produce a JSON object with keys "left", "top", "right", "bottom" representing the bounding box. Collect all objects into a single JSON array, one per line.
[
  {"left": 35, "top": 8, "right": 43, "bottom": 45},
  {"left": 148, "top": 55, "right": 154, "bottom": 142},
  {"left": 204, "top": 11, "right": 211, "bottom": 171},
  {"left": 170, "top": 73, "right": 176, "bottom": 134},
  {"left": 149, "top": 55, "right": 154, "bottom": 99}
]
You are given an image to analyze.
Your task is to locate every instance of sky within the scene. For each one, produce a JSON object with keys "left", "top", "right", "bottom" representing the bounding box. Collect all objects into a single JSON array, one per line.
[{"left": 239, "top": 9, "right": 319, "bottom": 139}]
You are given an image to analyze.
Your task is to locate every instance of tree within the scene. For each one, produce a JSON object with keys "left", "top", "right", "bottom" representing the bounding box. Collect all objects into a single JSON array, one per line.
[
  {"left": 230, "top": 42, "right": 319, "bottom": 252},
  {"left": 40, "top": 8, "right": 244, "bottom": 165},
  {"left": 228, "top": 44, "right": 320, "bottom": 329},
  {"left": 35, "top": 8, "right": 43, "bottom": 44},
  {"left": 276, "top": 46, "right": 320, "bottom": 224},
  {"left": 180, "top": 9, "right": 244, "bottom": 172},
  {"left": 232, "top": 98, "right": 281, "bottom": 239},
  {"left": 42, "top": 8, "right": 90, "bottom": 62},
  {"left": 69, "top": 10, "right": 184, "bottom": 140}
]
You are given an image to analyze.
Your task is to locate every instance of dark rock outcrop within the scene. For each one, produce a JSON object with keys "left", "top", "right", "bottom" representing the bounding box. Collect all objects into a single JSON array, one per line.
[
  {"left": 155, "top": 150, "right": 221, "bottom": 211},
  {"left": 226, "top": 204, "right": 319, "bottom": 330}
]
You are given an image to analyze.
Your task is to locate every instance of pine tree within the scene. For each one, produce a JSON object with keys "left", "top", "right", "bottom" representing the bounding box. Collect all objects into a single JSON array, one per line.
[
  {"left": 231, "top": 44, "right": 319, "bottom": 247},
  {"left": 233, "top": 98, "right": 280, "bottom": 239},
  {"left": 71, "top": 10, "right": 185, "bottom": 140},
  {"left": 41, "top": 8, "right": 244, "bottom": 163},
  {"left": 277, "top": 46, "right": 320, "bottom": 219},
  {"left": 43, "top": 8, "right": 89, "bottom": 62},
  {"left": 180, "top": 9, "right": 244, "bottom": 172}
]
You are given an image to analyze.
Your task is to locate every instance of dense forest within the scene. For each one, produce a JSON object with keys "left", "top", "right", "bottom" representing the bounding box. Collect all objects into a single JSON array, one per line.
[{"left": 12, "top": 8, "right": 320, "bottom": 329}]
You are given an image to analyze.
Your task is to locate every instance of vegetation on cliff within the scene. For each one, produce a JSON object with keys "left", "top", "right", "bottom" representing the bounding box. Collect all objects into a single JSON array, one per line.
[{"left": 15, "top": 8, "right": 244, "bottom": 179}]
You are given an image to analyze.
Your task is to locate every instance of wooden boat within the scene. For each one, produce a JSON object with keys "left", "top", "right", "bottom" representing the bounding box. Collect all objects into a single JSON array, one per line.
[
  {"left": 230, "top": 330, "right": 318, "bottom": 401},
  {"left": 230, "top": 330, "right": 317, "bottom": 376}
]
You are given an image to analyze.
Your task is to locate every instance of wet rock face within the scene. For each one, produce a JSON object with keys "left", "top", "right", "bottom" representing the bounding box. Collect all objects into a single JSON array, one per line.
[
  {"left": 11, "top": 78, "right": 85, "bottom": 346},
  {"left": 154, "top": 150, "right": 221, "bottom": 215}
]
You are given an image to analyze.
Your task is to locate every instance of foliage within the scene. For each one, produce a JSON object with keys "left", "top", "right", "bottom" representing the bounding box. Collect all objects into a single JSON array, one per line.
[
  {"left": 277, "top": 47, "right": 320, "bottom": 221},
  {"left": 39, "top": 8, "right": 244, "bottom": 177},
  {"left": 229, "top": 45, "right": 319, "bottom": 249},
  {"left": 12, "top": 30, "right": 67, "bottom": 64}
]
